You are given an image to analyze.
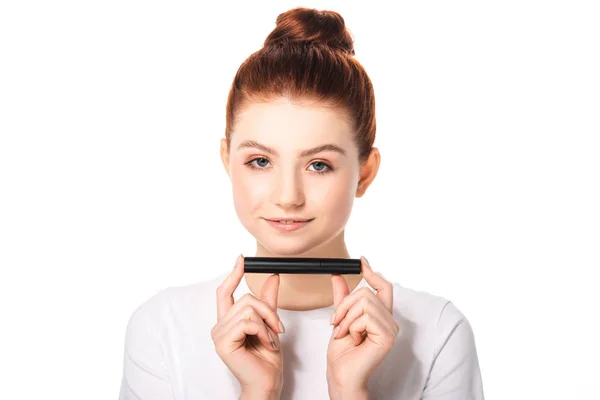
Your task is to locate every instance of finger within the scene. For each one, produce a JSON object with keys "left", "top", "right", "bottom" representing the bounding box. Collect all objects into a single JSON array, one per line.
[
  {"left": 333, "top": 296, "right": 397, "bottom": 340},
  {"left": 264, "top": 321, "right": 280, "bottom": 351},
  {"left": 220, "top": 307, "right": 278, "bottom": 352},
  {"left": 331, "top": 287, "right": 377, "bottom": 326},
  {"left": 225, "top": 296, "right": 284, "bottom": 334},
  {"left": 216, "top": 254, "right": 245, "bottom": 321},
  {"left": 331, "top": 274, "right": 350, "bottom": 309},
  {"left": 260, "top": 274, "right": 280, "bottom": 312},
  {"left": 226, "top": 318, "right": 278, "bottom": 352},
  {"left": 333, "top": 297, "right": 378, "bottom": 339},
  {"left": 347, "top": 312, "right": 396, "bottom": 347},
  {"left": 361, "top": 256, "right": 393, "bottom": 312}
]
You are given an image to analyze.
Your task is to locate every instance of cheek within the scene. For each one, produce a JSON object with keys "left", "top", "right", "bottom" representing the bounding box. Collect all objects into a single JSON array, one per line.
[
  {"left": 310, "top": 173, "right": 356, "bottom": 215},
  {"left": 231, "top": 168, "right": 270, "bottom": 213}
]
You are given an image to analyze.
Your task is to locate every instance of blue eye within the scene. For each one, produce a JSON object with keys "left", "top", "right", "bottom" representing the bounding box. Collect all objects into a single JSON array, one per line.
[
  {"left": 244, "top": 158, "right": 272, "bottom": 170},
  {"left": 245, "top": 158, "right": 333, "bottom": 174},
  {"left": 308, "top": 161, "right": 331, "bottom": 173},
  {"left": 252, "top": 158, "right": 270, "bottom": 168}
]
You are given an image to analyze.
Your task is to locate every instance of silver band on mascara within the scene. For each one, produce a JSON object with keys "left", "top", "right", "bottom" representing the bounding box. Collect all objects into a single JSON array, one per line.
[{"left": 244, "top": 257, "right": 361, "bottom": 274}]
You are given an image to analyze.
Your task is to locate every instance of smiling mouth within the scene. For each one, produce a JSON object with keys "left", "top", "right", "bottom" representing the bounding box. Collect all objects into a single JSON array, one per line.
[{"left": 265, "top": 218, "right": 314, "bottom": 224}]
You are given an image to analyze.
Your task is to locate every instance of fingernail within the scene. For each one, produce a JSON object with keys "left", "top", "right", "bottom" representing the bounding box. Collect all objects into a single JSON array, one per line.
[
  {"left": 330, "top": 312, "right": 336, "bottom": 325},
  {"left": 266, "top": 324, "right": 278, "bottom": 350},
  {"left": 278, "top": 320, "right": 286, "bottom": 333},
  {"left": 362, "top": 256, "right": 373, "bottom": 273},
  {"left": 235, "top": 254, "right": 243, "bottom": 268},
  {"left": 270, "top": 335, "right": 278, "bottom": 350},
  {"left": 332, "top": 325, "right": 340, "bottom": 338}
]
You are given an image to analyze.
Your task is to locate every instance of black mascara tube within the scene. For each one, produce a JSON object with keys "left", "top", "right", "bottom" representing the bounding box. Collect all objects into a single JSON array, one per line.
[{"left": 244, "top": 257, "right": 361, "bottom": 274}]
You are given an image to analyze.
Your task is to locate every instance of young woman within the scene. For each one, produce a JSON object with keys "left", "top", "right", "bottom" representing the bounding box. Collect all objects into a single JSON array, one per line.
[{"left": 119, "top": 7, "right": 484, "bottom": 400}]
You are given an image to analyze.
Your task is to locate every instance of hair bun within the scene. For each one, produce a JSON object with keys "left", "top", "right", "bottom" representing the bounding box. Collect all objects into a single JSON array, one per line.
[{"left": 264, "top": 7, "right": 355, "bottom": 55}]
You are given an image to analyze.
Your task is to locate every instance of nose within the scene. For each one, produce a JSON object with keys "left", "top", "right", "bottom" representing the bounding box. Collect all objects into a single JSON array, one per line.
[{"left": 272, "top": 167, "right": 305, "bottom": 208}]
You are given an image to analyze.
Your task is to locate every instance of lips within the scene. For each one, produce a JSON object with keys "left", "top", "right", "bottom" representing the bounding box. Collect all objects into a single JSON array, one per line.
[
  {"left": 265, "top": 218, "right": 314, "bottom": 224},
  {"left": 271, "top": 220, "right": 310, "bottom": 225},
  {"left": 264, "top": 218, "right": 314, "bottom": 232}
]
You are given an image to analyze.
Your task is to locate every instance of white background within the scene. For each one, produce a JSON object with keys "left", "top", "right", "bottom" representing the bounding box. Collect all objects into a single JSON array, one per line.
[{"left": 1, "top": 0, "right": 599, "bottom": 399}]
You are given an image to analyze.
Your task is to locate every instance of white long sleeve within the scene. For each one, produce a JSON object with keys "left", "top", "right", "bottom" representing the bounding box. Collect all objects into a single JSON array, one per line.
[
  {"left": 421, "top": 302, "right": 485, "bottom": 399},
  {"left": 117, "top": 272, "right": 485, "bottom": 399},
  {"left": 118, "top": 289, "right": 174, "bottom": 400}
]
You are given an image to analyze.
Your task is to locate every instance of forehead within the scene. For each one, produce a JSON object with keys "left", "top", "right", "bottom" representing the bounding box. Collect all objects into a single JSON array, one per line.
[{"left": 232, "top": 98, "right": 354, "bottom": 146}]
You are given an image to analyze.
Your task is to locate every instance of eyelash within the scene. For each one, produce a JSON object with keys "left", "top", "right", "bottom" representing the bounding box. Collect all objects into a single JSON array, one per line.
[{"left": 244, "top": 157, "right": 334, "bottom": 174}]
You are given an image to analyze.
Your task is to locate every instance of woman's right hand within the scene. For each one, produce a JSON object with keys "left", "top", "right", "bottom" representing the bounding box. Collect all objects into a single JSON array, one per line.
[{"left": 211, "top": 254, "right": 285, "bottom": 397}]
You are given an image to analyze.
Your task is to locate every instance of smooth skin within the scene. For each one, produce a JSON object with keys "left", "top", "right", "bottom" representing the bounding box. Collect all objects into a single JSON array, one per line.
[
  {"left": 220, "top": 98, "right": 380, "bottom": 310},
  {"left": 211, "top": 254, "right": 285, "bottom": 397},
  {"left": 327, "top": 257, "right": 400, "bottom": 398},
  {"left": 217, "top": 98, "right": 393, "bottom": 398}
]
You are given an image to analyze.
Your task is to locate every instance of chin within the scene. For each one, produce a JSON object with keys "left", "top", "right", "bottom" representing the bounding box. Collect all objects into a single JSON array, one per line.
[
  {"left": 255, "top": 229, "right": 342, "bottom": 257},
  {"left": 256, "top": 238, "right": 318, "bottom": 257}
]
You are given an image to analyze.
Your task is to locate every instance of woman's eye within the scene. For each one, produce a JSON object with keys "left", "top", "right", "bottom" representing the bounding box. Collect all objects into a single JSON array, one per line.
[
  {"left": 308, "top": 161, "right": 331, "bottom": 173},
  {"left": 246, "top": 158, "right": 332, "bottom": 173},
  {"left": 249, "top": 158, "right": 271, "bottom": 168}
]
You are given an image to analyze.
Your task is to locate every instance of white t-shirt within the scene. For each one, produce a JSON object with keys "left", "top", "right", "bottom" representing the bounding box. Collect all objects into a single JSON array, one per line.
[{"left": 118, "top": 271, "right": 484, "bottom": 399}]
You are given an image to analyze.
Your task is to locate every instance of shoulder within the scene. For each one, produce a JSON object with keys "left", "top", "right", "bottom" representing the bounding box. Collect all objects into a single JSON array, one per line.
[
  {"left": 389, "top": 284, "right": 484, "bottom": 397},
  {"left": 124, "top": 273, "right": 228, "bottom": 336},
  {"left": 389, "top": 282, "right": 476, "bottom": 352},
  {"left": 124, "top": 286, "right": 172, "bottom": 334},
  {"left": 391, "top": 282, "right": 458, "bottom": 327}
]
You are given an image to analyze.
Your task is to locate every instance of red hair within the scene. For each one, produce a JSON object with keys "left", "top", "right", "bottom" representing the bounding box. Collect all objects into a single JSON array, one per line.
[{"left": 224, "top": 7, "right": 376, "bottom": 163}]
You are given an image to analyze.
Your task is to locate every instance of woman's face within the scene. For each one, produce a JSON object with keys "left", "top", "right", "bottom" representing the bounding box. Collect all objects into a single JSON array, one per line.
[{"left": 221, "top": 98, "right": 365, "bottom": 256}]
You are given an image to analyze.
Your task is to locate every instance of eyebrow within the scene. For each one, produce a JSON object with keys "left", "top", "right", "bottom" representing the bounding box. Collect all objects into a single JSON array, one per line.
[{"left": 237, "top": 140, "right": 346, "bottom": 157}]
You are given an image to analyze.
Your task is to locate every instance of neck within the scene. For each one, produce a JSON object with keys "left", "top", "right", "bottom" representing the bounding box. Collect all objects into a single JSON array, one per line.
[{"left": 243, "top": 231, "right": 364, "bottom": 311}]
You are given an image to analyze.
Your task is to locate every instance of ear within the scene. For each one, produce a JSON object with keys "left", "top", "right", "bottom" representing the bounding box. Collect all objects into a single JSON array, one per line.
[
  {"left": 220, "top": 138, "right": 231, "bottom": 178},
  {"left": 356, "top": 147, "right": 380, "bottom": 198}
]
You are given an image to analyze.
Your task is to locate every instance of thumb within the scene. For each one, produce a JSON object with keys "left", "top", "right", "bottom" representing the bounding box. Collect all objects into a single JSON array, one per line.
[
  {"left": 331, "top": 274, "right": 350, "bottom": 308},
  {"left": 260, "top": 273, "right": 280, "bottom": 310}
]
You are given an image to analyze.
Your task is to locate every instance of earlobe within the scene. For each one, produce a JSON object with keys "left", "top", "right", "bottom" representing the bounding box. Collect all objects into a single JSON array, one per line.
[
  {"left": 356, "top": 147, "right": 381, "bottom": 198},
  {"left": 220, "top": 138, "right": 231, "bottom": 178}
]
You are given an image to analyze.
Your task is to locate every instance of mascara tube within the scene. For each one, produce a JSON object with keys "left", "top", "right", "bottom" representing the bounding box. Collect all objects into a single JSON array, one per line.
[{"left": 244, "top": 257, "right": 361, "bottom": 274}]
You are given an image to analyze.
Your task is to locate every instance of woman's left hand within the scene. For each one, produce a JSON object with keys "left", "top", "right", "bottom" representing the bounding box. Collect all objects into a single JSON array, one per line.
[{"left": 326, "top": 256, "right": 399, "bottom": 395}]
